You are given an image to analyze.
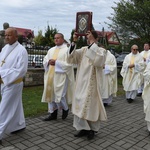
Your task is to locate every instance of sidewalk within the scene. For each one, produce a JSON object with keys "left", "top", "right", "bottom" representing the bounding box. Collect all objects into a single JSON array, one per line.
[{"left": 0, "top": 96, "right": 150, "bottom": 150}]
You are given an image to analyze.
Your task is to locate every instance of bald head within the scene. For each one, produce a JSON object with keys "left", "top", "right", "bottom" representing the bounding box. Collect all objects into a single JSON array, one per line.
[
  {"left": 131, "top": 44, "right": 138, "bottom": 54},
  {"left": 5, "top": 27, "right": 18, "bottom": 45}
]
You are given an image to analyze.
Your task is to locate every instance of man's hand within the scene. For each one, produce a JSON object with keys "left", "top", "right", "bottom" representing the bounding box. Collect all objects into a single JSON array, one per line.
[
  {"left": 73, "top": 32, "right": 78, "bottom": 42},
  {"left": 48, "top": 59, "right": 56, "bottom": 66},
  {"left": 103, "top": 65, "right": 105, "bottom": 69},
  {"left": 86, "top": 31, "right": 95, "bottom": 45},
  {"left": 143, "top": 57, "right": 146, "bottom": 62},
  {"left": 128, "top": 64, "right": 135, "bottom": 68}
]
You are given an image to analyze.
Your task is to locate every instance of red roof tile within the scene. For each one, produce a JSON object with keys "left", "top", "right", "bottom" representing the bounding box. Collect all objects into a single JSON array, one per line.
[
  {"left": 13, "top": 27, "right": 34, "bottom": 38},
  {"left": 96, "top": 30, "right": 120, "bottom": 45}
]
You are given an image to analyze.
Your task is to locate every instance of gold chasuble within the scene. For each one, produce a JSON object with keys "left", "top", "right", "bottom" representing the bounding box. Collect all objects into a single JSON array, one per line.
[
  {"left": 129, "top": 55, "right": 135, "bottom": 80},
  {"left": 45, "top": 48, "right": 60, "bottom": 102},
  {"left": 143, "top": 52, "right": 148, "bottom": 59}
]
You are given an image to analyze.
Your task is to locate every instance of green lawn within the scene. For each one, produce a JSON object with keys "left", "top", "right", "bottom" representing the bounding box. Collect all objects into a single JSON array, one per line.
[
  {"left": 117, "top": 76, "right": 125, "bottom": 96},
  {"left": 22, "top": 76, "right": 124, "bottom": 118},
  {"left": 22, "top": 86, "right": 47, "bottom": 118}
]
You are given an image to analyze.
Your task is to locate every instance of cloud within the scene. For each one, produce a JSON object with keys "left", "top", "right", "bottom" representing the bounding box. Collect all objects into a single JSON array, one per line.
[{"left": 0, "top": 0, "right": 120, "bottom": 40}]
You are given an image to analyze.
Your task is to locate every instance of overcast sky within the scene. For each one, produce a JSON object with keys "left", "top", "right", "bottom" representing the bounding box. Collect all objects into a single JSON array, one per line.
[{"left": 0, "top": 0, "right": 120, "bottom": 40}]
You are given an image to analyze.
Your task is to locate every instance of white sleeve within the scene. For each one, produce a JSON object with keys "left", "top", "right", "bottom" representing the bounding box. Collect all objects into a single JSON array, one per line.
[
  {"left": 104, "top": 65, "right": 110, "bottom": 74},
  {"left": 55, "top": 60, "right": 65, "bottom": 73}
]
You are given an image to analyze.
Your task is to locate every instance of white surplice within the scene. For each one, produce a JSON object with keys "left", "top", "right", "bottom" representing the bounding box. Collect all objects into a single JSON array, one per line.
[
  {"left": 120, "top": 52, "right": 145, "bottom": 99},
  {"left": 101, "top": 50, "right": 117, "bottom": 104},
  {"left": 142, "top": 62, "right": 150, "bottom": 131},
  {"left": 137, "top": 50, "right": 150, "bottom": 93},
  {"left": 67, "top": 43, "right": 107, "bottom": 131},
  {"left": 0, "top": 41, "right": 28, "bottom": 139},
  {"left": 41, "top": 44, "right": 75, "bottom": 112},
  {"left": 140, "top": 50, "right": 150, "bottom": 65}
]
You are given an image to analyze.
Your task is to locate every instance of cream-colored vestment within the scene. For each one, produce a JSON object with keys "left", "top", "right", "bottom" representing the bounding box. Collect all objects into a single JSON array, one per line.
[
  {"left": 142, "top": 62, "right": 150, "bottom": 129},
  {"left": 137, "top": 50, "right": 150, "bottom": 93},
  {"left": 41, "top": 44, "right": 75, "bottom": 108},
  {"left": 101, "top": 50, "right": 117, "bottom": 102},
  {"left": 67, "top": 43, "right": 107, "bottom": 131},
  {"left": 121, "top": 53, "right": 145, "bottom": 92}
]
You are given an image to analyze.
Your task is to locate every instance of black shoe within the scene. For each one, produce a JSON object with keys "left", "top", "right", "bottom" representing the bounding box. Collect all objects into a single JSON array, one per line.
[
  {"left": 43, "top": 115, "right": 57, "bottom": 121},
  {"left": 137, "top": 93, "right": 142, "bottom": 97},
  {"left": 11, "top": 127, "right": 26, "bottom": 134},
  {"left": 74, "top": 130, "right": 88, "bottom": 137},
  {"left": 62, "top": 109, "right": 69, "bottom": 120},
  {"left": 147, "top": 130, "right": 150, "bottom": 135},
  {"left": 43, "top": 109, "right": 58, "bottom": 121},
  {"left": 103, "top": 103, "right": 108, "bottom": 107},
  {"left": 127, "top": 98, "right": 133, "bottom": 103},
  {"left": 87, "top": 130, "right": 95, "bottom": 140}
]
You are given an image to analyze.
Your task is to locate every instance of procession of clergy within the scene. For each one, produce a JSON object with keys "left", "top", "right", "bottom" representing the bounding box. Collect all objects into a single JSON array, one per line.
[
  {"left": 0, "top": 27, "right": 150, "bottom": 144},
  {"left": 41, "top": 40, "right": 150, "bottom": 137},
  {"left": 120, "top": 42, "right": 150, "bottom": 134},
  {"left": 101, "top": 42, "right": 150, "bottom": 134}
]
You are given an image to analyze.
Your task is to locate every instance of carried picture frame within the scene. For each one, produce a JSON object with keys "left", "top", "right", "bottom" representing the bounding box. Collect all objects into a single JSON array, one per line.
[{"left": 75, "top": 11, "right": 93, "bottom": 36}]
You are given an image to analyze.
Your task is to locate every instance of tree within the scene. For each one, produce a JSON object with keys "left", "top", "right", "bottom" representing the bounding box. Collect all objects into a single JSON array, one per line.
[
  {"left": 33, "top": 30, "right": 45, "bottom": 46},
  {"left": 44, "top": 25, "right": 58, "bottom": 47},
  {"left": 33, "top": 25, "right": 59, "bottom": 47},
  {"left": 107, "top": 0, "right": 150, "bottom": 48}
]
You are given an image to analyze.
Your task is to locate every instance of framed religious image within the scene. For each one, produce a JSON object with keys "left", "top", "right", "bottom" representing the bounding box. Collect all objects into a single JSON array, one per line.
[{"left": 75, "top": 11, "right": 93, "bottom": 36}]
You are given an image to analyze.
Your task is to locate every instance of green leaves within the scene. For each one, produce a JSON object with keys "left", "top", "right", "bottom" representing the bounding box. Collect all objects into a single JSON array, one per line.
[
  {"left": 34, "top": 25, "right": 58, "bottom": 47},
  {"left": 108, "top": 0, "right": 150, "bottom": 46}
]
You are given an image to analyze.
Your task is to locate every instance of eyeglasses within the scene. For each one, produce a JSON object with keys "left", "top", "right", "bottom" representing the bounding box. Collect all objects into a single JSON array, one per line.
[{"left": 132, "top": 49, "right": 138, "bottom": 50}]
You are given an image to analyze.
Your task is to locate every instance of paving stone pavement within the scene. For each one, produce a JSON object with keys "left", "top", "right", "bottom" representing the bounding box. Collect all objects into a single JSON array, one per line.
[{"left": 0, "top": 96, "right": 150, "bottom": 150}]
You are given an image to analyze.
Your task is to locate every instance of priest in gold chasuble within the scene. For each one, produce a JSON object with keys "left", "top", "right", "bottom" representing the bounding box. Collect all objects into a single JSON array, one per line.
[
  {"left": 41, "top": 33, "right": 75, "bottom": 121},
  {"left": 121, "top": 45, "right": 145, "bottom": 103},
  {"left": 67, "top": 31, "right": 107, "bottom": 140}
]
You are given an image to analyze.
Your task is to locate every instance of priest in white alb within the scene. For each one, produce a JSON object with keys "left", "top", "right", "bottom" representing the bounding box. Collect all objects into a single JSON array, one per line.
[
  {"left": 67, "top": 31, "right": 107, "bottom": 140},
  {"left": 142, "top": 62, "right": 150, "bottom": 134},
  {"left": 137, "top": 43, "right": 150, "bottom": 96},
  {"left": 121, "top": 44, "right": 145, "bottom": 103},
  {"left": 41, "top": 33, "right": 75, "bottom": 121},
  {"left": 0, "top": 27, "right": 28, "bottom": 144},
  {"left": 101, "top": 50, "right": 118, "bottom": 106}
]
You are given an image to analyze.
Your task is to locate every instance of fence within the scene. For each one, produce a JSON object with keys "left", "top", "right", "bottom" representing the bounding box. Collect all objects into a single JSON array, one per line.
[
  {"left": 24, "top": 47, "right": 48, "bottom": 86},
  {"left": 25, "top": 47, "right": 122, "bottom": 86},
  {"left": 26, "top": 47, "right": 48, "bottom": 68}
]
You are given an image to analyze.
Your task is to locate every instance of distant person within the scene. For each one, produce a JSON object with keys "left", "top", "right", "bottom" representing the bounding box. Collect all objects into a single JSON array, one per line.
[
  {"left": 3, "top": 22, "right": 9, "bottom": 30},
  {"left": 101, "top": 49, "right": 118, "bottom": 106},
  {"left": 137, "top": 43, "right": 150, "bottom": 96},
  {"left": 0, "top": 33, "right": 4, "bottom": 52},
  {"left": 67, "top": 31, "right": 107, "bottom": 140},
  {"left": 142, "top": 62, "right": 150, "bottom": 135},
  {"left": 0, "top": 22, "right": 9, "bottom": 51},
  {"left": 41, "top": 33, "right": 75, "bottom": 121},
  {"left": 0, "top": 27, "right": 28, "bottom": 144},
  {"left": 121, "top": 44, "right": 145, "bottom": 103}
]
